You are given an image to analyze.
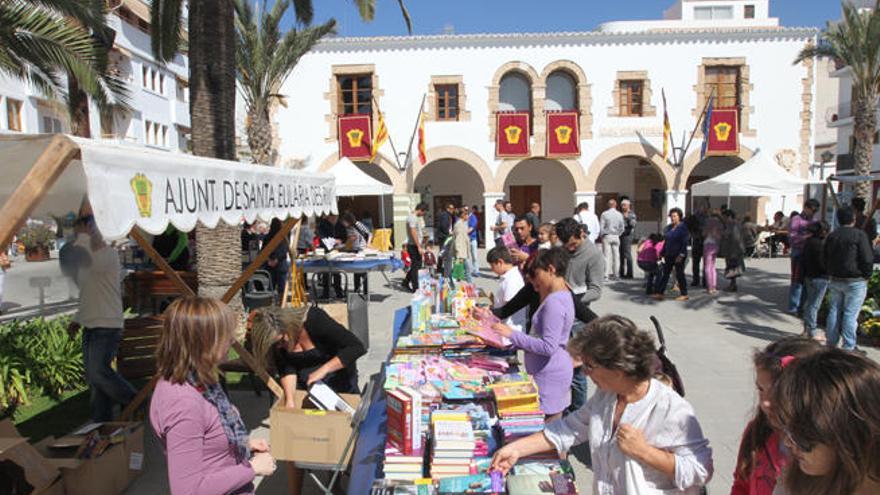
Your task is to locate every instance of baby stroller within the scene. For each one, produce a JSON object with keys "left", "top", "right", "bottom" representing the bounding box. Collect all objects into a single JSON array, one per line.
[
  {"left": 751, "top": 231, "right": 773, "bottom": 259},
  {"left": 650, "top": 316, "right": 686, "bottom": 397}
]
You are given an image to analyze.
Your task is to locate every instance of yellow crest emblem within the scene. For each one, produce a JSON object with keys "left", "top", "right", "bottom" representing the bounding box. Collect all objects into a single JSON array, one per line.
[
  {"left": 504, "top": 125, "right": 522, "bottom": 145},
  {"left": 713, "top": 121, "right": 732, "bottom": 142},
  {"left": 130, "top": 173, "right": 153, "bottom": 218},
  {"left": 346, "top": 128, "right": 365, "bottom": 148},
  {"left": 555, "top": 125, "right": 573, "bottom": 145}
]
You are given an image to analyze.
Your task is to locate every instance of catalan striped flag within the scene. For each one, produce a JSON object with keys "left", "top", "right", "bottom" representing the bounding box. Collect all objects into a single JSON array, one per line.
[
  {"left": 417, "top": 109, "right": 426, "bottom": 165},
  {"left": 371, "top": 111, "right": 388, "bottom": 162},
  {"left": 662, "top": 89, "right": 672, "bottom": 162}
]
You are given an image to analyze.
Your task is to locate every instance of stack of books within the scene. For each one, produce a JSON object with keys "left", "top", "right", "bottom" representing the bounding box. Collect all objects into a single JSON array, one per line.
[
  {"left": 429, "top": 415, "right": 477, "bottom": 480},
  {"left": 497, "top": 410, "right": 545, "bottom": 444},
  {"left": 386, "top": 386, "right": 424, "bottom": 480}
]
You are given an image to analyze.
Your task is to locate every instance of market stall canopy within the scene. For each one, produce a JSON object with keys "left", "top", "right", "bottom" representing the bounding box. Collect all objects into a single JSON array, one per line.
[
  {"left": 330, "top": 157, "right": 393, "bottom": 196},
  {"left": 690, "top": 151, "right": 809, "bottom": 197},
  {"left": 0, "top": 134, "right": 336, "bottom": 242}
]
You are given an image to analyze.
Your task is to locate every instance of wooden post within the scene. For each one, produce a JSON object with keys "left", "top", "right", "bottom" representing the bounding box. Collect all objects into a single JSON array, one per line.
[
  {"left": 129, "top": 227, "right": 196, "bottom": 297},
  {"left": 222, "top": 217, "right": 299, "bottom": 303},
  {"left": 826, "top": 177, "right": 841, "bottom": 210},
  {"left": 0, "top": 135, "right": 79, "bottom": 249}
]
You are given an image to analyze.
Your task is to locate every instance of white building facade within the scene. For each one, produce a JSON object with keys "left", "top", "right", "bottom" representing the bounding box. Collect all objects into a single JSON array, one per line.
[
  {"left": 275, "top": 0, "right": 818, "bottom": 243},
  {"left": 0, "top": 0, "right": 190, "bottom": 152}
]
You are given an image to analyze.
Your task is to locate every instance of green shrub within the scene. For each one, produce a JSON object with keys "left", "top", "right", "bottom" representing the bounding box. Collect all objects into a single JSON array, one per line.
[{"left": 0, "top": 316, "right": 83, "bottom": 417}]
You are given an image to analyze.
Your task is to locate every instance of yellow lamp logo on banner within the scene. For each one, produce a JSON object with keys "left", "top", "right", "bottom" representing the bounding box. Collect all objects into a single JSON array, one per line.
[
  {"left": 130, "top": 173, "right": 153, "bottom": 218},
  {"left": 504, "top": 125, "right": 522, "bottom": 145},
  {"left": 555, "top": 125, "right": 573, "bottom": 145},
  {"left": 713, "top": 122, "right": 732, "bottom": 142},
  {"left": 346, "top": 128, "right": 365, "bottom": 148}
]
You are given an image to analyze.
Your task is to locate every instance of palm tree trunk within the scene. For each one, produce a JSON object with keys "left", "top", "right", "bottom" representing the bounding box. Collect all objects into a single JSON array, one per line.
[
  {"left": 246, "top": 108, "right": 274, "bottom": 165},
  {"left": 189, "top": 0, "right": 241, "bottom": 309},
  {"left": 67, "top": 77, "right": 91, "bottom": 137},
  {"left": 853, "top": 94, "right": 878, "bottom": 200}
]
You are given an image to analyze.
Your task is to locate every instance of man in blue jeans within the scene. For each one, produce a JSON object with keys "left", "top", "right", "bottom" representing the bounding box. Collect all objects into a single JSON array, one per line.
[
  {"left": 823, "top": 206, "right": 874, "bottom": 352},
  {"left": 66, "top": 214, "right": 136, "bottom": 421}
]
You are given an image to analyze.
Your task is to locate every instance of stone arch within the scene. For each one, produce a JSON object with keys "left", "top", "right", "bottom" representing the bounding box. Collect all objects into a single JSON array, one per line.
[
  {"left": 585, "top": 142, "right": 671, "bottom": 191},
  {"left": 677, "top": 145, "right": 755, "bottom": 190},
  {"left": 318, "top": 152, "right": 406, "bottom": 194},
  {"left": 488, "top": 62, "right": 543, "bottom": 143},
  {"left": 494, "top": 157, "right": 588, "bottom": 192},
  {"left": 418, "top": 145, "right": 497, "bottom": 192},
  {"left": 540, "top": 60, "right": 593, "bottom": 139}
]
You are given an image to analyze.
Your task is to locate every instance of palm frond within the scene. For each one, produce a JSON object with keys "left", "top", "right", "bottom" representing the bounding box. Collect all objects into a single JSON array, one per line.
[
  {"left": 351, "top": 0, "right": 375, "bottom": 22},
  {"left": 396, "top": 0, "right": 412, "bottom": 34},
  {"left": 290, "top": 0, "right": 314, "bottom": 25},
  {"left": 150, "top": 0, "right": 184, "bottom": 63}
]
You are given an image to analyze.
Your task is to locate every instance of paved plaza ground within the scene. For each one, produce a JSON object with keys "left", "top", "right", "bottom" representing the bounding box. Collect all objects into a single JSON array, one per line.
[{"left": 4, "top": 253, "right": 879, "bottom": 494}]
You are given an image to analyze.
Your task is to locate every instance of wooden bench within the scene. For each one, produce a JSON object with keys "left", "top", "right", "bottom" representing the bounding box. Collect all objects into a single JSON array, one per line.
[{"left": 117, "top": 316, "right": 163, "bottom": 381}]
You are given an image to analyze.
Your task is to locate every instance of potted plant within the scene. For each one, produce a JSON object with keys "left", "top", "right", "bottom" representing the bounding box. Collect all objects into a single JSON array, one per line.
[{"left": 19, "top": 224, "right": 55, "bottom": 261}]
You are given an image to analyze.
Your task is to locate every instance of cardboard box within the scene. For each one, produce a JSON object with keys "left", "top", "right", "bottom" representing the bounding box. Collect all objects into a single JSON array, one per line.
[
  {"left": 36, "top": 422, "right": 144, "bottom": 495},
  {"left": 270, "top": 389, "right": 361, "bottom": 465},
  {"left": 0, "top": 419, "right": 61, "bottom": 494}
]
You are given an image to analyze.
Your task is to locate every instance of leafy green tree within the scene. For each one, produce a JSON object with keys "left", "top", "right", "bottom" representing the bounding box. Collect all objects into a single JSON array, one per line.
[
  {"left": 797, "top": 1, "right": 880, "bottom": 199},
  {"left": 235, "top": 0, "right": 335, "bottom": 165}
]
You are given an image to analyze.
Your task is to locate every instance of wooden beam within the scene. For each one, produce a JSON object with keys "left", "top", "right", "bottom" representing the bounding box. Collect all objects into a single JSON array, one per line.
[
  {"left": 129, "top": 227, "right": 196, "bottom": 297},
  {"left": 222, "top": 217, "right": 299, "bottom": 303},
  {"left": 231, "top": 340, "right": 284, "bottom": 398},
  {"left": 0, "top": 135, "right": 79, "bottom": 249},
  {"left": 119, "top": 375, "right": 158, "bottom": 422}
]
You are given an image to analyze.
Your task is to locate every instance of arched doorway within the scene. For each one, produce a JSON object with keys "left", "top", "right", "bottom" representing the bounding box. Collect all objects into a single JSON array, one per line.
[
  {"left": 687, "top": 156, "right": 748, "bottom": 217},
  {"left": 414, "top": 159, "right": 487, "bottom": 237},
  {"left": 335, "top": 162, "right": 395, "bottom": 229},
  {"left": 596, "top": 157, "right": 667, "bottom": 237},
  {"left": 502, "top": 159, "right": 577, "bottom": 222}
]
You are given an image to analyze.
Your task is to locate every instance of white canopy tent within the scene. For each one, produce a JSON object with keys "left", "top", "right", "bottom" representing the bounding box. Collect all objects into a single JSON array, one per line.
[
  {"left": 329, "top": 157, "right": 394, "bottom": 227},
  {"left": 0, "top": 133, "right": 339, "bottom": 411},
  {"left": 0, "top": 134, "right": 337, "bottom": 243},
  {"left": 691, "top": 150, "right": 809, "bottom": 197}
]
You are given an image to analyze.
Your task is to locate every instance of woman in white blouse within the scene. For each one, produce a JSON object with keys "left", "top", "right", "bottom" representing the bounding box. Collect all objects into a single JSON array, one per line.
[{"left": 491, "top": 315, "right": 713, "bottom": 494}]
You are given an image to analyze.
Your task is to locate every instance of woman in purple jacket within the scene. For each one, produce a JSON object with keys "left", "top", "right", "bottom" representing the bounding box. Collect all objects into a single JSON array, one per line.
[
  {"left": 151, "top": 297, "right": 276, "bottom": 494},
  {"left": 489, "top": 247, "right": 575, "bottom": 421}
]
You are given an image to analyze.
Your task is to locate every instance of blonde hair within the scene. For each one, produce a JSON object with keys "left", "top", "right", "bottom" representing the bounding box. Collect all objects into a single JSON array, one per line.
[
  {"left": 250, "top": 306, "right": 310, "bottom": 373},
  {"left": 156, "top": 297, "right": 236, "bottom": 387}
]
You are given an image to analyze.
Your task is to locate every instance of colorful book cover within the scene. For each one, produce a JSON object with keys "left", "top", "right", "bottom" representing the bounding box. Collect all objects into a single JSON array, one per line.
[
  {"left": 399, "top": 386, "right": 424, "bottom": 454},
  {"left": 506, "top": 474, "right": 554, "bottom": 494},
  {"left": 386, "top": 388, "right": 413, "bottom": 454},
  {"left": 431, "top": 380, "right": 487, "bottom": 401},
  {"left": 513, "top": 460, "right": 574, "bottom": 477},
  {"left": 438, "top": 474, "right": 493, "bottom": 494}
]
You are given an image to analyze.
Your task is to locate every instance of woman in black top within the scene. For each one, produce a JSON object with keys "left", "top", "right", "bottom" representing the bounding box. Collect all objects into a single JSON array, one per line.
[
  {"left": 801, "top": 221, "right": 830, "bottom": 342},
  {"left": 251, "top": 305, "right": 366, "bottom": 408}
]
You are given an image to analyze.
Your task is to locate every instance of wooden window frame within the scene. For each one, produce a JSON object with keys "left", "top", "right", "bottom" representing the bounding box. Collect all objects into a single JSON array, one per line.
[
  {"left": 6, "top": 98, "right": 22, "bottom": 131},
  {"left": 434, "top": 83, "right": 460, "bottom": 121},
  {"left": 337, "top": 73, "right": 373, "bottom": 116},
  {"left": 744, "top": 5, "right": 755, "bottom": 19},
  {"left": 618, "top": 80, "right": 644, "bottom": 117},
  {"left": 704, "top": 65, "right": 741, "bottom": 120}
]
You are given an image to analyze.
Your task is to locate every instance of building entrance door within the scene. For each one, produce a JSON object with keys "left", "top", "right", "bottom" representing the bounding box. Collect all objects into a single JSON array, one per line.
[{"left": 509, "top": 185, "right": 541, "bottom": 217}]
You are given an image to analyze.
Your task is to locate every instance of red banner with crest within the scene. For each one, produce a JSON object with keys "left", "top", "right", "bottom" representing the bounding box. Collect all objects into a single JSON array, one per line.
[
  {"left": 546, "top": 111, "right": 580, "bottom": 157},
  {"left": 705, "top": 108, "right": 739, "bottom": 156},
  {"left": 495, "top": 112, "right": 530, "bottom": 158},
  {"left": 338, "top": 115, "right": 372, "bottom": 161}
]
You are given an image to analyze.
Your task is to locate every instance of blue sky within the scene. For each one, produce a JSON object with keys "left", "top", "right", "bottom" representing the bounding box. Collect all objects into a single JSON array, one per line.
[{"left": 303, "top": 0, "right": 841, "bottom": 37}]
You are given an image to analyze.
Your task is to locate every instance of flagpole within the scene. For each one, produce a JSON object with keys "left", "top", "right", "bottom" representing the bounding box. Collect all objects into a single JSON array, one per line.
[
  {"left": 679, "top": 87, "right": 717, "bottom": 167},
  {"left": 402, "top": 93, "right": 427, "bottom": 172},
  {"left": 372, "top": 96, "right": 403, "bottom": 170}
]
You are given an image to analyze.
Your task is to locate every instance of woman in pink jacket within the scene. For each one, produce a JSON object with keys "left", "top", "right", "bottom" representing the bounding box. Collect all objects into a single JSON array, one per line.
[{"left": 151, "top": 297, "right": 276, "bottom": 494}]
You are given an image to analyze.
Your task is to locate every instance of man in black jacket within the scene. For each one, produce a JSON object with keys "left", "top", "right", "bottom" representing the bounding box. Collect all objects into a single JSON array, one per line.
[{"left": 823, "top": 206, "right": 874, "bottom": 352}]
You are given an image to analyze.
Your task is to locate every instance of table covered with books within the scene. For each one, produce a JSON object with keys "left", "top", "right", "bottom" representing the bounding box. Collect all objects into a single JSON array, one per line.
[
  {"left": 296, "top": 251, "right": 404, "bottom": 274},
  {"left": 348, "top": 273, "right": 579, "bottom": 495}
]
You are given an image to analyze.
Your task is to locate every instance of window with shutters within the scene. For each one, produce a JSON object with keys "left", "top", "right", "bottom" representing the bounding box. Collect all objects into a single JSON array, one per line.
[
  {"left": 619, "top": 80, "right": 644, "bottom": 117},
  {"left": 6, "top": 98, "right": 22, "bottom": 131},
  {"left": 705, "top": 65, "right": 740, "bottom": 119},
  {"left": 337, "top": 74, "right": 373, "bottom": 116},
  {"left": 434, "top": 84, "right": 459, "bottom": 121}
]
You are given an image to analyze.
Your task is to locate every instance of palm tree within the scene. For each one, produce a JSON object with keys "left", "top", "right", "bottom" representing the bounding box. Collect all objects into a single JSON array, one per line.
[
  {"left": 235, "top": 0, "right": 336, "bottom": 165},
  {"left": 151, "top": 0, "right": 411, "bottom": 301},
  {"left": 797, "top": 1, "right": 880, "bottom": 199},
  {"left": 0, "top": 0, "right": 129, "bottom": 133}
]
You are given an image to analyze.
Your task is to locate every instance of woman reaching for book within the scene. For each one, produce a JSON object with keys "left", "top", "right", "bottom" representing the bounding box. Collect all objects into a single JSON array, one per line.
[
  {"left": 491, "top": 316, "right": 713, "bottom": 493},
  {"left": 484, "top": 247, "right": 575, "bottom": 421}
]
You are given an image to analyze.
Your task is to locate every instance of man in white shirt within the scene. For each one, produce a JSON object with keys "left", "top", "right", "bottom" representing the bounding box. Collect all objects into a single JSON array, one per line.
[
  {"left": 487, "top": 247, "right": 527, "bottom": 332},
  {"left": 66, "top": 213, "right": 136, "bottom": 422},
  {"left": 575, "top": 202, "right": 600, "bottom": 244}
]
